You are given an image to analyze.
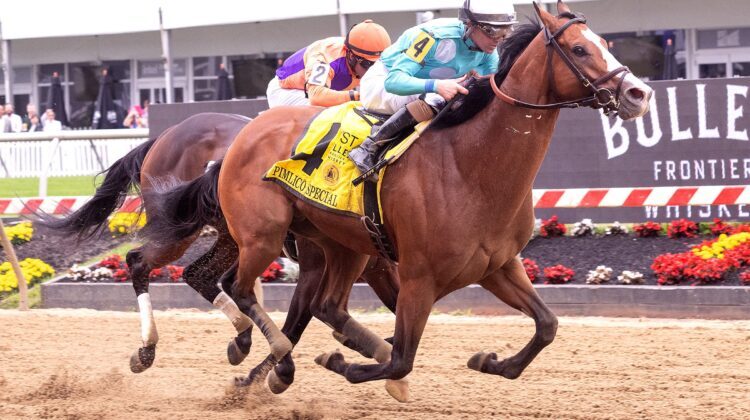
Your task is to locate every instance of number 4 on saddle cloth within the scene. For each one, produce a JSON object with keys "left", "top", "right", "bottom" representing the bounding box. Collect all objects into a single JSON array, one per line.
[{"left": 263, "top": 101, "right": 428, "bottom": 222}]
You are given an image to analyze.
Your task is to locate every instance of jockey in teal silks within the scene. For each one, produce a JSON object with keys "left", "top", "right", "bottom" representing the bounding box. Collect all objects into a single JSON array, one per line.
[{"left": 349, "top": 0, "right": 517, "bottom": 179}]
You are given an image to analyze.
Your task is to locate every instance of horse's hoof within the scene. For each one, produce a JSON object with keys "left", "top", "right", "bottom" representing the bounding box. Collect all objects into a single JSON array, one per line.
[
  {"left": 314, "top": 350, "right": 344, "bottom": 370},
  {"left": 385, "top": 378, "right": 410, "bottom": 403},
  {"left": 227, "top": 338, "right": 250, "bottom": 366},
  {"left": 267, "top": 369, "right": 292, "bottom": 394},
  {"left": 129, "top": 345, "right": 156, "bottom": 373},
  {"left": 467, "top": 351, "right": 497, "bottom": 373}
]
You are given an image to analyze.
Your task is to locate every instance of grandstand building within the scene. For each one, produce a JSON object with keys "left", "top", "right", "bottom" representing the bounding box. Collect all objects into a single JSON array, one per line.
[{"left": 1, "top": 0, "right": 748, "bottom": 128}]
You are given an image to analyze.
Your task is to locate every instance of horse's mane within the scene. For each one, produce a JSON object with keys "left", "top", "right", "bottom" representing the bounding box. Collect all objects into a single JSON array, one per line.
[{"left": 432, "top": 17, "right": 543, "bottom": 130}]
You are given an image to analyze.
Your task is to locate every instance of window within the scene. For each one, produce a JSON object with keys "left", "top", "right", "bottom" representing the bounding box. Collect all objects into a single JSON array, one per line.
[
  {"left": 192, "top": 56, "right": 223, "bottom": 101},
  {"left": 604, "top": 30, "right": 686, "bottom": 81},
  {"left": 228, "top": 53, "right": 291, "bottom": 99}
]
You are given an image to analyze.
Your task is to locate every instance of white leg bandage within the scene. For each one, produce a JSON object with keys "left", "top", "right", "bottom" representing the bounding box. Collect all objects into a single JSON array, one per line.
[
  {"left": 137, "top": 293, "right": 159, "bottom": 347},
  {"left": 213, "top": 291, "right": 253, "bottom": 333}
]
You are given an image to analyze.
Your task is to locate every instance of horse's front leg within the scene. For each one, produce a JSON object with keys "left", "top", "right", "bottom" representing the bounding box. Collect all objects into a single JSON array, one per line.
[{"left": 467, "top": 257, "right": 558, "bottom": 379}]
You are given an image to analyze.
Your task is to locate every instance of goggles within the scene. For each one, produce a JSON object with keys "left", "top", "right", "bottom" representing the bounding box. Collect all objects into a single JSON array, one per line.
[
  {"left": 475, "top": 22, "right": 513, "bottom": 41},
  {"left": 352, "top": 54, "right": 375, "bottom": 70}
]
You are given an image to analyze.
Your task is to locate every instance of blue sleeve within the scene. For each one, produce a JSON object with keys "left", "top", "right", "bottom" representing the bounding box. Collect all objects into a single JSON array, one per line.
[
  {"left": 383, "top": 35, "right": 440, "bottom": 96},
  {"left": 476, "top": 52, "right": 500, "bottom": 76}
]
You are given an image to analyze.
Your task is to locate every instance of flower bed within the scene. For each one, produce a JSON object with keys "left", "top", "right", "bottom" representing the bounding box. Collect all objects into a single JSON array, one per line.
[{"left": 523, "top": 217, "right": 750, "bottom": 286}]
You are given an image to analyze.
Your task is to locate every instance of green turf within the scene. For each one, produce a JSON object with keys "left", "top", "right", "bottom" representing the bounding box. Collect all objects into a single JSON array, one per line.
[{"left": 0, "top": 175, "right": 101, "bottom": 197}]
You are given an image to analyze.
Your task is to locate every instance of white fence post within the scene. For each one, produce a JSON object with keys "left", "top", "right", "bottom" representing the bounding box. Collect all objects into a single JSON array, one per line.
[{"left": 38, "top": 137, "right": 60, "bottom": 197}]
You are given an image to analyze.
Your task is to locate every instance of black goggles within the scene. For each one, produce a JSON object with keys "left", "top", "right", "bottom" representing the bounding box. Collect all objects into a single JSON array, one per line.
[
  {"left": 475, "top": 22, "right": 513, "bottom": 40},
  {"left": 353, "top": 54, "right": 375, "bottom": 70}
]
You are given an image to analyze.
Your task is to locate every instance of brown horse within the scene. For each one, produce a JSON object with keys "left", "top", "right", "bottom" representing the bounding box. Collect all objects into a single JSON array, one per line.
[
  {"left": 142, "top": 0, "right": 652, "bottom": 401},
  {"left": 40, "top": 112, "right": 400, "bottom": 384}
]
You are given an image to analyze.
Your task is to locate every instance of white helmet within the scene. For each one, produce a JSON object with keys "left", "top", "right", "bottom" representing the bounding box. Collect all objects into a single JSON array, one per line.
[{"left": 459, "top": 0, "right": 517, "bottom": 26}]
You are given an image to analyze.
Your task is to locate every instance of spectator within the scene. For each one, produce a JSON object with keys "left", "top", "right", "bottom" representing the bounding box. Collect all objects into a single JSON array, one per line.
[
  {"left": 27, "top": 114, "right": 43, "bottom": 132},
  {"left": 1, "top": 104, "right": 23, "bottom": 133},
  {"left": 42, "top": 109, "right": 63, "bottom": 132},
  {"left": 123, "top": 99, "right": 149, "bottom": 128},
  {"left": 22, "top": 104, "right": 39, "bottom": 132}
]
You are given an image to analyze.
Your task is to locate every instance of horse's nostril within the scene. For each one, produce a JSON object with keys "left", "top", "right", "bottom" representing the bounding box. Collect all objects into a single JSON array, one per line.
[{"left": 627, "top": 88, "right": 645, "bottom": 101}]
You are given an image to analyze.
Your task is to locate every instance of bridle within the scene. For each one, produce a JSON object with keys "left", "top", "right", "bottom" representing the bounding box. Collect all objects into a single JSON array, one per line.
[{"left": 491, "top": 14, "right": 630, "bottom": 116}]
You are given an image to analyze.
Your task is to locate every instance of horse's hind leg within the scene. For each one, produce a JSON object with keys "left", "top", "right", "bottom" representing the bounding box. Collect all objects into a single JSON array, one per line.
[
  {"left": 467, "top": 256, "right": 558, "bottom": 379},
  {"left": 229, "top": 233, "right": 294, "bottom": 386},
  {"left": 180, "top": 224, "right": 253, "bottom": 366},
  {"left": 127, "top": 237, "right": 195, "bottom": 373}
]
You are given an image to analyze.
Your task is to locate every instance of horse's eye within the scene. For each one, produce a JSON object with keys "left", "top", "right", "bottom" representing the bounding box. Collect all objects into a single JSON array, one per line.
[{"left": 572, "top": 46, "right": 587, "bottom": 57}]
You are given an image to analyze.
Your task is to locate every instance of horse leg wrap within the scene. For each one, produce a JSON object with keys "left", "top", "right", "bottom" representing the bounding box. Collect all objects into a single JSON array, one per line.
[
  {"left": 137, "top": 293, "right": 158, "bottom": 346},
  {"left": 341, "top": 318, "right": 392, "bottom": 363},
  {"left": 213, "top": 291, "right": 253, "bottom": 333},
  {"left": 248, "top": 303, "right": 292, "bottom": 361}
]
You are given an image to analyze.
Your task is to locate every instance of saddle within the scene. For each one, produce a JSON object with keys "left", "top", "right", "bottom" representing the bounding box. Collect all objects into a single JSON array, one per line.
[{"left": 264, "top": 102, "right": 428, "bottom": 261}]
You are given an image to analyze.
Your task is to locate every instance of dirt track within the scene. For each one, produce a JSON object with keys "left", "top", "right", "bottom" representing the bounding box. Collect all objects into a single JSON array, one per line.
[{"left": 0, "top": 310, "right": 748, "bottom": 419}]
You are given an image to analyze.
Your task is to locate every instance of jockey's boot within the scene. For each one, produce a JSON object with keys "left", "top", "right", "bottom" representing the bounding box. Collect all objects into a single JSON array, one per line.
[{"left": 349, "top": 100, "right": 435, "bottom": 176}]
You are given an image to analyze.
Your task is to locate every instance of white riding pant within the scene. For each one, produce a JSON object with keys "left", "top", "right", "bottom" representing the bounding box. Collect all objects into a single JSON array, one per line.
[
  {"left": 360, "top": 61, "right": 444, "bottom": 115},
  {"left": 266, "top": 76, "right": 310, "bottom": 108}
]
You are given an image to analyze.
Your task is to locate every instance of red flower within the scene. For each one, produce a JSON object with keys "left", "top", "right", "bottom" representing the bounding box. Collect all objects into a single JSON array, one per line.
[
  {"left": 543, "top": 264, "right": 575, "bottom": 284},
  {"left": 740, "top": 270, "right": 750, "bottom": 286},
  {"left": 709, "top": 218, "right": 734, "bottom": 236},
  {"left": 261, "top": 261, "right": 283, "bottom": 282},
  {"left": 634, "top": 222, "right": 662, "bottom": 238},
  {"left": 540, "top": 215, "right": 567, "bottom": 238},
  {"left": 667, "top": 219, "right": 698, "bottom": 239},
  {"left": 148, "top": 267, "right": 163, "bottom": 279},
  {"left": 522, "top": 258, "right": 540, "bottom": 283},
  {"left": 113, "top": 269, "right": 129, "bottom": 282},
  {"left": 98, "top": 254, "right": 126, "bottom": 270}
]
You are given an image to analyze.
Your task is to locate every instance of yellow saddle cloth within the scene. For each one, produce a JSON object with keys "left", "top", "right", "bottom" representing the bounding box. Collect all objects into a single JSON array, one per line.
[{"left": 263, "top": 101, "right": 426, "bottom": 217}]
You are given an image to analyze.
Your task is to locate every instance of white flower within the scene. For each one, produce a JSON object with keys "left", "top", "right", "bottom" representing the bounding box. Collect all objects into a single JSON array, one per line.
[
  {"left": 572, "top": 218, "right": 595, "bottom": 237},
  {"left": 91, "top": 267, "right": 114, "bottom": 281},
  {"left": 606, "top": 221, "right": 628, "bottom": 236},
  {"left": 586, "top": 265, "right": 613, "bottom": 284},
  {"left": 279, "top": 258, "right": 300, "bottom": 283},
  {"left": 618, "top": 270, "right": 645, "bottom": 285},
  {"left": 68, "top": 264, "right": 92, "bottom": 281}
]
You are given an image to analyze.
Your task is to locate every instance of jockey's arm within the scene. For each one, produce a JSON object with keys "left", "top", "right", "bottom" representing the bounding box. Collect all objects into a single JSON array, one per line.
[{"left": 304, "top": 56, "right": 358, "bottom": 107}]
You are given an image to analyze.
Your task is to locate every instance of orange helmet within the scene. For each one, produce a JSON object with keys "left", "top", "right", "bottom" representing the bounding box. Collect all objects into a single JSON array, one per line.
[{"left": 345, "top": 19, "right": 391, "bottom": 61}]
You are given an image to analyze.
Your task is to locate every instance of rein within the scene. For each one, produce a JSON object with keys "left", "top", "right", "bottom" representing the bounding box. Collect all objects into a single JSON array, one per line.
[{"left": 491, "top": 15, "right": 629, "bottom": 116}]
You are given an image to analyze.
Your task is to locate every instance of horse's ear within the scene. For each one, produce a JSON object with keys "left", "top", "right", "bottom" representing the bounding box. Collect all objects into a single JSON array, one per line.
[
  {"left": 532, "top": 2, "right": 556, "bottom": 27},
  {"left": 557, "top": 0, "right": 572, "bottom": 15}
]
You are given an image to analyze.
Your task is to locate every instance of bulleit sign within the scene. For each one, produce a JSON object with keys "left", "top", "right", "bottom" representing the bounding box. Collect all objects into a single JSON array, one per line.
[{"left": 534, "top": 77, "right": 750, "bottom": 222}]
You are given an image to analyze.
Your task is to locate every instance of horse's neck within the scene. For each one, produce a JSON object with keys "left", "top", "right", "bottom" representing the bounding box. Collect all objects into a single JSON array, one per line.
[{"left": 453, "top": 40, "right": 560, "bottom": 198}]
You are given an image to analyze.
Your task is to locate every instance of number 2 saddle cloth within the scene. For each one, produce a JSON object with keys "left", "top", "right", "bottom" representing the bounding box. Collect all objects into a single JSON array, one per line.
[{"left": 263, "top": 101, "right": 428, "bottom": 220}]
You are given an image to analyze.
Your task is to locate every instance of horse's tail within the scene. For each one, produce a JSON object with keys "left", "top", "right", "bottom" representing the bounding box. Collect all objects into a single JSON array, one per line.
[
  {"left": 140, "top": 159, "right": 223, "bottom": 245},
  {"left": 38, "top": 137, "right": 156, "bottom": 240}
]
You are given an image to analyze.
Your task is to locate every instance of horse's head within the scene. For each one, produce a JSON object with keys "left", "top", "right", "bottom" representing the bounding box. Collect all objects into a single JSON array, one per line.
[{"left": 531, "top": 0, "right": 652, "bottom": 120}]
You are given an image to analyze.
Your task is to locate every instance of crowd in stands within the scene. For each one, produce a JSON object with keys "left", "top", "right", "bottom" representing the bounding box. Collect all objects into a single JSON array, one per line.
[{"left": 0, "top": 103, "right": 63, "bottom": 133}]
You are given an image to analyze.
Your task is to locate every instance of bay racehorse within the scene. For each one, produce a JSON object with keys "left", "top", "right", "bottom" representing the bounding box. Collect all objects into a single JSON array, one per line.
[
  {"left": 142, "top": 1, "right": 652, "bottom": 401},
  {"left": 40, "top": 113, "right": 400, "bottom": 378}
]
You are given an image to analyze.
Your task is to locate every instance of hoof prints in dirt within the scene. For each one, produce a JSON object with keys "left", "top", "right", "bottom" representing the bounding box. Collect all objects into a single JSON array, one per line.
[
  {"left": 21, "top": 368, "right": 125, "bottom": 401},
  {"left": 208, "top": 383, "right": 334, "bottom": 419}
]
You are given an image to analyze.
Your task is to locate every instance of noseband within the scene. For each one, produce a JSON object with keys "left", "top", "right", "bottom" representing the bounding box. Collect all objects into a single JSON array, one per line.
[{"left": 491, "top": 15, "right": 630, "bottom": 116}]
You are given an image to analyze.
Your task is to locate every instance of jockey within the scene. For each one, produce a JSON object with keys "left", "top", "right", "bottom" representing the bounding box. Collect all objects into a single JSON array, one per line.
[
  {"left": 266, "top": 20, "right": 391, "bottom": 108},
  {"left": 349, "top": 0, "right": 516, "bottom": 176}
]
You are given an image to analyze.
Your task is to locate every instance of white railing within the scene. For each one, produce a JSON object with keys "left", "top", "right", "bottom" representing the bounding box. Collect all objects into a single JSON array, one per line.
[{"left": 0, "top": 129, "right": 150, "bottom": 197}]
